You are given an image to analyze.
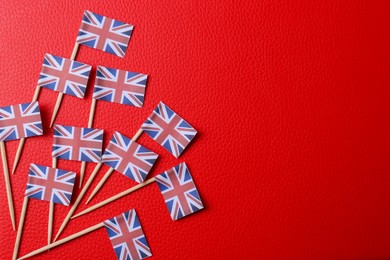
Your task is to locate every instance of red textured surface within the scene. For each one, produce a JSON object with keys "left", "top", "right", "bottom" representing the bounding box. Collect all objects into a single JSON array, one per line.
[{"left": 1, "top": 0, "right": 390, "bottom": 259}]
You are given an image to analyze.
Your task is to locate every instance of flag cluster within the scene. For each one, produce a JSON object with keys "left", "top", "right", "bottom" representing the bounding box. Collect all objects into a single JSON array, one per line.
[{"left": 6, "top": 10, "right": 204, "bottom": 260}]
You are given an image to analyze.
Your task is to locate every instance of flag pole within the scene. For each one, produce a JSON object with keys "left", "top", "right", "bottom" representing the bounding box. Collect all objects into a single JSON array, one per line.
[
  {"left": 49, "top": 93, "right": 64, "bottom": 128},
  {"left": 1, "top": 141, "right": 16, "bottom": 230},
  {"left": 85, "top": 129, "right": 143, "bottom": 204},
  {"left": 48, "top": 202, "right": 54, "bottom": 244},
  {"left": 79, "top": 98, "right": 97, "bottom": 188},
  {"left": 12, "top": 197, "right": 29, "bottom": 260},
  {"left": 53, "top": 162, "right": 102, "bottom": 242},
  {"left": 18, "top": 222, "right": 104, "bottom": 260},
  {"left": 79, "top": 161, "right": 87, "bottom": 189},
  {"left": 88, "top": 98, "right": 97, "bottom": 129},
  {"left": 12, "top": 137, "right": 25, "bottom": 174},
  {"left": 48, "top": 157, "right": 57, "bottom": 244},
  {"left": 73, "top": 177, "right": 155, "bottom": 219},
  {"left": 49, "top": 42, "right": 80, "bottom": 128},
  {"left": 32, "top": 85, "right": 41, "bottom": 103},
  {"left": 12, "top": 86, "right": 42, "bottom": 174}
]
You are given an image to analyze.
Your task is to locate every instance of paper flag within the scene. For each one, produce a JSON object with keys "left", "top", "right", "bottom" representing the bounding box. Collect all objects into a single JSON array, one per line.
[
  {"left": 104, "top": 209, "right": 152, "bottom": 260},
  {"left": 93, "top": 66, "right": 147, "bottom": 107},
  {"left": 52, "top": 125, "right": 103, "bottom": 162},
  {"left": 155, "top": 162, "right": 203, "bottom": 220},
  {"left": 141, "top": 102, "right": 197, "bottom": 158},
  {"left": 102, "top": 131, "right": 158, "bottom": 183},
  {"left": 38, "top": 53, "right": 92, "bottom": 98},
  {"left": 25, "top": 164, "right": 76, "bottom": 206},
  {"left": 0, "top": 102, "right": 43, "bottom": 142},
  {"left": 76, "top": 10, "right": 134, "bottom": 58}
]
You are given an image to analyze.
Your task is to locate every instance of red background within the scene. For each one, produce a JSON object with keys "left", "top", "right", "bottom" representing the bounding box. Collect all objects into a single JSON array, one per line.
[{"left": 1, "top": 0, "right": 390, "bottom": 259}]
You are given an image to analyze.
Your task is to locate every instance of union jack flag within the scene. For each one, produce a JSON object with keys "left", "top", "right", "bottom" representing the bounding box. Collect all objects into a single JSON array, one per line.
[
  {"left": 76, "top": 10, "right": 134, "bottom": 58},
  {"left": 93, "top": 66, "right": 147, "bottom": 107},
  {"left": 102, "top": 131, "right": 158, "bottom": 183},
  {"left": 52, "top": 125, "right": 103, "bottom": 163},
  {"left": 104, "top": 209, "right": 151, "bottom": 260},
  {"left": 155, "top": 162, "right": 203, "bottom": 220},
  {"left": 0, "top": 102, "right": 43, "bottom": 142},
  {"left": 25, "top": 164, "right": 76, "bottom": 206},
  {"left": 141, "top": 102, "right": 197, "bottom": 158},
  {"left": 38, "top": 53, "right": 92, "bottom": 98}
]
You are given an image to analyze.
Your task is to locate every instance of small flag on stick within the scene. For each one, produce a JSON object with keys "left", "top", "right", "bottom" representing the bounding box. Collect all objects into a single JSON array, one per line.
[
  {"left": 38, "top": 53, "right": 92, "bottom": 99},
  {"left": 18, "top": 210, "right": 151, "bottom": 260},
  {"left": 52, "top": 125, "right": 103, "bottom": 162},
  {"left": 86, "top": 131, "right": 158, "bottom": 203},
  {"left": 104, "top": 209, "right": 152, "bottom": 260},
  {"left": 141, "top": 102, "right": 197, "bottom": 158},
  {"left": 25, "top": 163, "right": 76, "bottom": 206},
  {"left": 0, "top": 102, "right": 43, "bottom": 141},
  {"left": 37, "top": 53, "right": 92, "bottom": 127},
  {"left": 93, "top": 66, "right": 147, "bottom": 107},
  {"left": 76, "top": 10, "right": 134, "bottom": 58},
  {"left": 155, "top": 162, "right": 204, "bottom": 220},
  {"left": 52, "top": 124, "right": 103, "bottom": 187},
  {"left": 0, "top": 101, "right": 43, "bottom": 230},
  {"left": 13, "top": 164, "right": 76, "bottom": 260}
]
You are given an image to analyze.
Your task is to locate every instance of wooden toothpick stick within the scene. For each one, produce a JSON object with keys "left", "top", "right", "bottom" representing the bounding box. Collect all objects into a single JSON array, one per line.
[
  {"left": 53, "top": 162, "right": 102, "bottom": 242},
  {"left": 71, "top": 43, "right": 80, "bottom": 61},
  {"left": 49, "top": 92, "right": 64, "bottom": 128},
  {"left": 12, "top": 197, "right": 29, "bottom": 260},
  {"left": 84, "top": 129, "right": 144, "bottom": 204},
  {"left": 12, "top": 85, "right": 42, "bottom": 174},
  {"left": 48, "top": 202, "right": 54, "bottom": 245},
  {"left": 49, "top": 42, "right": 80, "bottom": 128},
  {"left": 32, "top": 85, "right": 41, "bottom": 103},
  {"left": 79, "top": 98, "right": 98, "bottom": 189},
  {"left": 48, "top": 157, "right": 57, "bottom": 244},
  {"left": 79, "top": 161, "right": 87, "bottom": 188},
  {"left": 73, "top": 177, "right": 155, "bottom": 219},
  {"left": 18, "top": 222, "right": 104, "bottom": 260},
  {"left": 12, "top": 138, "right": 25, "bottom": 174},
  {"left": 132, "top": 128, "right": 144, "bottom": 141},
  {"left": 88, "top": 98, "right": 97, "bottom": 129},
  {"left": 1, "top": 141, "right": 16, "bottom": 230}
]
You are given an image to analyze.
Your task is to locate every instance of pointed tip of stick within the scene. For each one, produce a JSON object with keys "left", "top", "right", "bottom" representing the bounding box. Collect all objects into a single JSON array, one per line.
[
  {"left": 85, "top": 197, "right": 92, "bottom": 205},
  {"left": 53, "top": 231, "right": 61, "bottom": 242},
  {"left": 12, "top": 162, "right": 17, "bottom": 175}
]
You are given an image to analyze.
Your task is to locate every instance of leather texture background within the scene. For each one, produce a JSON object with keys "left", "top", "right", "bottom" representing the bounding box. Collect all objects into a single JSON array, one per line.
[{"left": 1, "top": 0, "right": 390, "bottom": 259}]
